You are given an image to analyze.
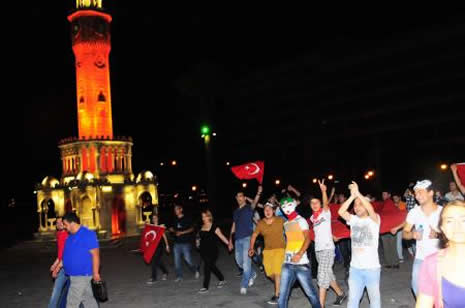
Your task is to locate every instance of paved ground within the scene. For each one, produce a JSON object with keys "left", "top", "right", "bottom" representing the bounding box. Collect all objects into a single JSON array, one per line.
[{"left": 1, "top": 237, "right": 415, "bottom": 307}]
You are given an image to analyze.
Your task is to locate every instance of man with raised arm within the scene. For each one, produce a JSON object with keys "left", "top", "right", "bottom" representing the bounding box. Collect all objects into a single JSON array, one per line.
[
  {"left": 228, "top": 185, "right": 262, "bottom": 295},
  {"left": 310, "top": 179, "right": 346, "bottom": 307},
  {"left": 450, "top": 163, "right": 465, "bottom": 196},
  {"left": 338, "top": 181, "right": 381, "bottom": 308}
]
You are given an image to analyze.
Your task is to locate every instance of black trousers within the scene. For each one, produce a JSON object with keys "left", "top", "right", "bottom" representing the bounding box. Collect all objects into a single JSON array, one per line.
[
  {"left": 201, "top": 251, "right": 224, "bottom": 289},
  {"left": 338, "top": 238, "right": 351, "bottom": 269},
  {"left": 151, "top": 245, "right": 168, "bottom": 280}
]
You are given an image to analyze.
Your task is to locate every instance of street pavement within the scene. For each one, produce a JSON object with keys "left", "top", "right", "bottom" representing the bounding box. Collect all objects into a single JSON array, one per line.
[{"left": 0, "top": 237, "right": 415, "bottom": 307}]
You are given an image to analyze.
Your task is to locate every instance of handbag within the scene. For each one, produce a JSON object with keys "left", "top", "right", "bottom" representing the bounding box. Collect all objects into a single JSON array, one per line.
[{"left": 91, "top": 279, "right": 108, "bottom": 302}]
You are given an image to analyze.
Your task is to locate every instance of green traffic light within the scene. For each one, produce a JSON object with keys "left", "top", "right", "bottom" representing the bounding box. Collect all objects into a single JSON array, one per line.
[{"left": 201, "top": 125, "right": 210, "bottom": 135}]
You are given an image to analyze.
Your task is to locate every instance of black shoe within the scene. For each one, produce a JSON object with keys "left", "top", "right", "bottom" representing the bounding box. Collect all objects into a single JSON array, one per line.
[
  {"left": 333, "top": 292, "right": 347, "bottom": 306},
  {"left": 393, "top": 264, "right": 400, "bottom": 269},
  {"left": 267, "top": 295, "right": 278, "bottom": 305},
  {"left": 384, "top": 265, "right": 393, "bottom": 269}
]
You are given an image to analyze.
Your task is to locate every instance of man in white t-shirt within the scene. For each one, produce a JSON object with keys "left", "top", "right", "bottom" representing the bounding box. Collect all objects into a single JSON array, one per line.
[
  {"left": 338, "top": 181, "right": 381, "bottom": 308},
  {"left": 310, "top": 180, "right": 346, "bottom": 307},
  {"left": 444, "top": 181, "right": 464, "bottom": 202},
  {"left": 402, "top": 179, "right": 442, "bottom": 297}
]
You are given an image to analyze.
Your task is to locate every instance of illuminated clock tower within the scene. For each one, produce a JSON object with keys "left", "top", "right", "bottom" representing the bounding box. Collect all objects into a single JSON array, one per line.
[
  {"left": 68, "top": 0, "right": 113, "bottom": 139},
  {"left": 34, "top": 0, "right": 159, "bottom": 239}
]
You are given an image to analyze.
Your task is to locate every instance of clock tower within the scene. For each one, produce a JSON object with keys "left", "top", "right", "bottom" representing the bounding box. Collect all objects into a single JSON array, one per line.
[
  {"left": 34, "top": 0, "right": 159, "bottom": 239},
  {"left": 68, "top": 0, "right": 113, "bottom": 139}
]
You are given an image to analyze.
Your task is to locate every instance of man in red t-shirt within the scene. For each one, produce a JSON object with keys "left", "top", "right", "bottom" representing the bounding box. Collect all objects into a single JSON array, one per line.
[{"left": 48, "top": 217, "right": 69, "bottom": 308}]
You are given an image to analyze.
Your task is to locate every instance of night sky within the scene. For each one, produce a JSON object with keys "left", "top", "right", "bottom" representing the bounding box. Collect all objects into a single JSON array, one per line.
[{"left": 14, "top": 3, "right": 465, "bottom": 217}]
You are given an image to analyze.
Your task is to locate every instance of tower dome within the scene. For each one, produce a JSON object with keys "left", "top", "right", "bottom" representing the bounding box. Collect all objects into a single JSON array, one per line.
[
  {"left": 76, "top": 171, "right": 95, "bottom": 182},
  {"left": 41, "top": 176, "right": 60, "bottom": 188},
  {"left": 136, "top": 170, "right": 155, "bottom": 183}
]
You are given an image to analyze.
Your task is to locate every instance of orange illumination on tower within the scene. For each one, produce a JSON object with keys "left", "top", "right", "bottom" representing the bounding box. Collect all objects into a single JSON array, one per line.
[{"left": 68, "top": 6, "right": 113, "bottom": 139}]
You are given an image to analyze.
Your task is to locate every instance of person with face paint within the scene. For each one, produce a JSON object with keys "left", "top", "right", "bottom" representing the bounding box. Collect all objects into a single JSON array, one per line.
[
  {"left": 416, "top": 200, "right": 465, "bottom": 308},
  {"left": 338, "top": 181, "right": 381, "bottom": 308},
  {"left": 278, "top": 197, "right": 321, "bottom": 308},
  {"left": 403, "top": 179, "right": 442, "bottom": 297},
  {"left": 249, "top": 202, "right": 285, "bottom": 305},
  {"left": 310, "top": 180, "right": 346, "bottom": 307}
]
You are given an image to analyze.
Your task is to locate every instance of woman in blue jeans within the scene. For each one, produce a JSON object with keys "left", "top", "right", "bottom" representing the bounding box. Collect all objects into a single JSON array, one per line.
[{"left": 338, "top": 181, "right": 381, "bottom": 308}]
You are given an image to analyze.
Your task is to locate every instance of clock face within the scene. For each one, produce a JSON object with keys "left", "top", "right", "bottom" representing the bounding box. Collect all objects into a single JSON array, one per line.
[{"left": 94, "top": 56, "right": 106, "bottom": 69}]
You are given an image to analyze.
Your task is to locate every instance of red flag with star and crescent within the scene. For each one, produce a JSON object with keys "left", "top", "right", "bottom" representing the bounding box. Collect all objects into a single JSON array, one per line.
[
  {"left": 139, "top": 224, "right": 165, "bottom": 264},
  {"left": 230, "top": 161, "right": 264, "bottom": 184}
]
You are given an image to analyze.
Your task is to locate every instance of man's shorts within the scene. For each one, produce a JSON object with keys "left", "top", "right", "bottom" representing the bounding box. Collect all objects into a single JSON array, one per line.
[{"left": 263, "top": 248, "right": 285, "bottom": 276}]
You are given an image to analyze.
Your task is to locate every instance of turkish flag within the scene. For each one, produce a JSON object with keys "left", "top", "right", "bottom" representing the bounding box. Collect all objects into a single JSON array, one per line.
[
  {"left": 231, "top": 161, "right": 264, "bottom": 184},
  {"left": 457, "top": 163, "right": 465, "bottom": 185},
  {"left": 140, "top": 224, "right": 165, "bottom": 264},
  {"left": 378, "top": 199, "right": 407, "bottom": 234}
]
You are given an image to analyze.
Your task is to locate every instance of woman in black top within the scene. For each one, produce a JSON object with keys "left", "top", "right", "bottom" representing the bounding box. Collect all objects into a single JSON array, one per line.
[{"left": 197, "top": 209, "right": 230, "bottom": 293}]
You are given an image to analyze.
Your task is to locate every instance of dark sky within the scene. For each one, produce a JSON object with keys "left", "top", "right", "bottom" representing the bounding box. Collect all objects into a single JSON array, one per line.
[{"left": 15, "top": 3, "right": 465, "bottom": 209}]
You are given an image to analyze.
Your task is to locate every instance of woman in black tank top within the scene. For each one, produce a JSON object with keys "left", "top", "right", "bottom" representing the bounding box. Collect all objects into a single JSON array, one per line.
[{"left": 197, "top": 209, "right": 230, "bottom": 293}]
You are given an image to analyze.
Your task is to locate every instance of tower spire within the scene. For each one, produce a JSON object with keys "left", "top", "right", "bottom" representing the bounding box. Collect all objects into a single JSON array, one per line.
[{"left": 68, "top": 2, "right": 113, "bottom": 139}]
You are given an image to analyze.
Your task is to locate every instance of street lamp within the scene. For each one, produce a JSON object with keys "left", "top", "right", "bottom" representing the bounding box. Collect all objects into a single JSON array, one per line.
[
  {"left": 440, "top": 164, "right": 448, "bottom": 171},
  {"left": 365, "top": 174, "right": 370, "bottom": 180},
  {"left": 160, "top": 162, "right": 164, "bottom": 166},
  {"left": 368, "top": 170, "right": 374, "bottom": 176},
  {"left": 192, "top": 185, "right": 197, "bottom": 192},
  {"left": 171, "top": 160, "right": 177, "bottom": 166},
  {"left": 242, "top": 182, "right": 247, "bottom": 188},
  {"left": 312, "top": 178, "right": 317, "bottom": 184},
  {"left": 328, "top": 174, "right": 334, "bottom": 180},
  {"left": 201, "top": 125, "right": 211, "bottom": 136},
  {"left": 275, "top": 179, "right": 280, "bottom": 185}
]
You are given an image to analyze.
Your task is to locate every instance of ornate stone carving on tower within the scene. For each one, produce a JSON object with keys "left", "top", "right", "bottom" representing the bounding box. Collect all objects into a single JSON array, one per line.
[{"left": 35, "top": 0, "right": 158, "bottom": 239}]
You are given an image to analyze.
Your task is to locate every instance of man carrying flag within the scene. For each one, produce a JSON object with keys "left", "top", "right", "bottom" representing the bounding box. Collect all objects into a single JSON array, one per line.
[
  {"left": 449, "top": 163, "right": 465, "bottom": 199},
  {"left": 140, "top": 214, "right": 170, "bottom": 284},
  {"left": 229, "top": 161, "right": 264, "bottom": 294}
]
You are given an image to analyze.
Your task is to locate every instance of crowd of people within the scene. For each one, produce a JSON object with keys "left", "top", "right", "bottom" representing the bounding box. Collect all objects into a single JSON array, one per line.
[{"left": 47, "top": 164, "right": 465, "bottom": 307}]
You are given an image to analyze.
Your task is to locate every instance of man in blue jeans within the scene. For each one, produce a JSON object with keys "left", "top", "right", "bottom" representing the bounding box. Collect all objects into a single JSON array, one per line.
[
  {"left": 402, "top": 179, "right": 442, "bottom": 297},
  {"left": 228, "top": 186, "right": 262, "bottom": 295},
  {"left": 338, "top": 181, "right": 381, "bottom": 308},
  {"left": 48, "top": 217, "right": 68, "bottom": 308},
  {"left": 169, "top": 204, "right": 200, "bottom": 282},
  {"left": 278, "top": 197, "right": 320, "bottom": 308}
]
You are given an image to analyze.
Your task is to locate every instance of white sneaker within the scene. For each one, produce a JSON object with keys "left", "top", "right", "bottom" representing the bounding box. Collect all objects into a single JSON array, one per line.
[
  {"left": 248, "top": 272, "right": 257, "bottom": 287},
  {"left": 217, "top": 280, "right": 227, "bottom": 288},
  {"left": 174, "top": 277, "right": 183, "bottom": 283},
  {"left": 195, "top": 271, "right": 200, "bottom": 279},
  {"left": 161, "top": 274, "right": 168, "bottom": 281},
  {"left": 240, "top": 287, "right": 247, "bottom": 295},
  {"left": 198, "top": 288, "right": 208, "bottom": 294},
  {"left": 146, "top": 278, "right": 156, "bottom": 285}
]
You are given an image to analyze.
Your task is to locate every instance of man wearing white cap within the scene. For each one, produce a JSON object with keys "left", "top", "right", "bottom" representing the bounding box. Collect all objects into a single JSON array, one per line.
[{"left": 402, "top": 179, "right": 442, "bottom": 297}]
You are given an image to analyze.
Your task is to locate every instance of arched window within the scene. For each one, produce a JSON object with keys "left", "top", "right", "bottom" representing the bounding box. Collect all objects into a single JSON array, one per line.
[{"left": 98, "top": 91, "right": 106, "bottom": 102}]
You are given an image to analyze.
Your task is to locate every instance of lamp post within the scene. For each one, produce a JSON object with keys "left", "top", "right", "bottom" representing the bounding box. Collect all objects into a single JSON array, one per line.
[{"left": 201, "top": 124, "right": 216, "bottom": 208}]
